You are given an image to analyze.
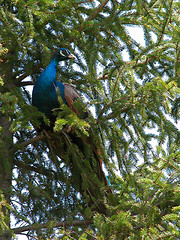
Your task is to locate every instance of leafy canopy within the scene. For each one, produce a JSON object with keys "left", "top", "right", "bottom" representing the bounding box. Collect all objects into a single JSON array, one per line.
[{"left": 0, "top": 0, "right": 179, "bottom": 239}]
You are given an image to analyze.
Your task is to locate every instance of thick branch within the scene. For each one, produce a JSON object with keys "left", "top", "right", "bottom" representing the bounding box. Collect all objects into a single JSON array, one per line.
[
  {"left": 12, "top": 135, "right": 46, "bottom": 153},
  {"left": 11, "top": 134, "right": 47, "bottom": 157},
  {"left": 20, "top": 134, "right": 46, "bottom": 148},
  {"left": 15, "top": 63, "right": 42, "bottom": 86},
  {"left": 12, "top": 219, "right": 93, "bottom": 234},
  {"left": 17, "top": 81, "right": 34, "bottom": 86}
]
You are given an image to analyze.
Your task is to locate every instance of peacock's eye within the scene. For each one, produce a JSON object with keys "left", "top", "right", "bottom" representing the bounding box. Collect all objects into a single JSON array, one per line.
[{"left": 59, "top": 49, "right": 68, "bottom": 57}]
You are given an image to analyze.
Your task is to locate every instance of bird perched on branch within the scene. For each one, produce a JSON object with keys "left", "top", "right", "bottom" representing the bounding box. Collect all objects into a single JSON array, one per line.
[{"left": 32, "top": 48, "right": 112, "bottom": 214}]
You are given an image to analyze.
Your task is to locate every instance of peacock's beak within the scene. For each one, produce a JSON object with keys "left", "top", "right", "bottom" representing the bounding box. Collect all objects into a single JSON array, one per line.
[{"left": 68, "top": 53, "right": 76, "bottom": 59}]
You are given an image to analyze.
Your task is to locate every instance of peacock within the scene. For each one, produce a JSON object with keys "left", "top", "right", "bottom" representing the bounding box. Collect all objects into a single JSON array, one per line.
[{"left": 32, "top": 48, "right": 112, "bottom": 214}]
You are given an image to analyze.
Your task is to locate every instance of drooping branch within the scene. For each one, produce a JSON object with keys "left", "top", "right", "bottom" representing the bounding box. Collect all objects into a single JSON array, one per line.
[
  {"left": 12, "top": 219, "right": 93, "bottom": 234},
  {"left": 13, "top": 159, "right": 60, "bottom": 180}
]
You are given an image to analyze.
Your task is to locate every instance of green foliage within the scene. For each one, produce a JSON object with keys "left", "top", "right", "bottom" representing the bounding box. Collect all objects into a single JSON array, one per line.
[
  {"left": 54, "top": 96, "right": 90, "bottom": 136},
  {"left": 0, "top": 192, "right": 11, "bottom": 233},
  {"left": 0, "top": 0, "right": 179, "bottom": 239}
]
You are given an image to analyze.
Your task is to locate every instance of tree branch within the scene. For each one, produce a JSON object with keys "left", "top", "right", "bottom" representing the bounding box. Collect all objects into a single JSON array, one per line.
[
  {"left": 17, "top": 81, "right": 34, "bottom": 86},
  {"left": 11, "top": 134, "right": 46, "bottom": 154},
  {"left": 12, "top": 219, "right": 93, "bottom": 234},
  {"left": 69, "top": 0, "right": 110, "bottom": 42},
  {"left": 20, "top": 134, "right": 46, "bottom": 148},
  {"left": 89, "top": 0, "right": 110, "bottom": 21},
  {"left": 15, "top": 63, "right": 42, "bottom": 86}
]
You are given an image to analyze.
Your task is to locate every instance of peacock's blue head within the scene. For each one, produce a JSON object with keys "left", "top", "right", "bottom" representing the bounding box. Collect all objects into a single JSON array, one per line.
[{"left": 52, "top": 48, "right": 75, "bottom": 62}]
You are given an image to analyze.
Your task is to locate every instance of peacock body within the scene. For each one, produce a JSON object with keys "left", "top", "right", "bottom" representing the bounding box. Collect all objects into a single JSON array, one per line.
[{"left": 32, "top": 48, "right": 112, "bottom": 214}]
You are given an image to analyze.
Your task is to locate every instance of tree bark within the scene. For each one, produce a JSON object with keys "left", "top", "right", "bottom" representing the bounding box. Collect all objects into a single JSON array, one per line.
[{"left": 0, "top": 115, "right": 13, "bottom": 240}]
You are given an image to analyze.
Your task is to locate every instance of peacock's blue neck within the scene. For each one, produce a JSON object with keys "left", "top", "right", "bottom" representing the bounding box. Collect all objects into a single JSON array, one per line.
[
  {"left": 38, "top": 59, "right": 58, "bottom": 87},
  {"left": 32, "top": 57, "right": 66, "bottom": 119}
]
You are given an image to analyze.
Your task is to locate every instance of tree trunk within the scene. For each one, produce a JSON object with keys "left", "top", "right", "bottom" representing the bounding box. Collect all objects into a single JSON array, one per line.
[{"left": 0, "top": 115, "right": 13, "bottom": 240}]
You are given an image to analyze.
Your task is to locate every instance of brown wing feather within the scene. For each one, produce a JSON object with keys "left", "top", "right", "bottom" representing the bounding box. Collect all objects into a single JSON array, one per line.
[{"left": 64, "top": 83, "right": 81, "bottom": 115}]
